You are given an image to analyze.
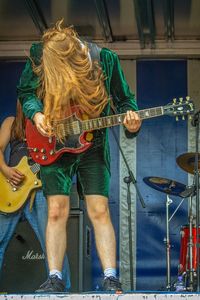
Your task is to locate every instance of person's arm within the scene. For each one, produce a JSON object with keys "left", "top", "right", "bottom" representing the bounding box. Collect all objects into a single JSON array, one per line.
[
  {"left": 17, "top": 43, "right": 48, "bottom": 136},
  {"left": 106, "top": 49, "right": 141, "bottom": 137},
  {"left": 17, "top": 58, "right": 43, "bottom": 120},
  {"left": 0, "top": 117, "right": 25, "bottom": 186}
]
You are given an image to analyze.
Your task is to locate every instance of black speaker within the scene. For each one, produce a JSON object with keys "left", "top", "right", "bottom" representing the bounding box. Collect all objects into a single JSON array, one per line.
[
  {"left": 0, "top": 219, "right": 47, "bottom": 293},
  {"left": 67, "top": 209, "right": 92, "bottom": 292},
  {"left": 0, "top": 209, "right": 92, "bottom": 293}
]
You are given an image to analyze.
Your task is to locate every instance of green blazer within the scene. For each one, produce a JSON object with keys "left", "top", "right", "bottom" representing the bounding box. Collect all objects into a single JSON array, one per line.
[{"left": 17, "top": 43, "right": 139, "bottom": 171}]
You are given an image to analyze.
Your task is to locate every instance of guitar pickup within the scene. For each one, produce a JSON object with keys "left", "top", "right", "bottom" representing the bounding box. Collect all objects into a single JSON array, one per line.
[
  {"left": 56, "top": 123, "right": 65, "bottom": 138},
  {"left": 72, "top": 121, "right": 80, "bottom": 134}
]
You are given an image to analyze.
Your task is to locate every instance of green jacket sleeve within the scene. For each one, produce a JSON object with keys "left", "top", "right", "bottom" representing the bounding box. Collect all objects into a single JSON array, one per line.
[
  {"left": 17, "top": 43, "right": 43, "bottom": 120},
  {"left": 101, "top": 48, "right": 139, "bottom": 138},
  {"left": 110, "top": 50, "right": 138, "bottom": 114}
]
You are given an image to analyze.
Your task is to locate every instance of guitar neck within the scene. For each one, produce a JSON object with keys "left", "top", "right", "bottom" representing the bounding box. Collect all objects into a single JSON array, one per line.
[{"left": 82, "top": 106, "right": 164, "bottom": 131}]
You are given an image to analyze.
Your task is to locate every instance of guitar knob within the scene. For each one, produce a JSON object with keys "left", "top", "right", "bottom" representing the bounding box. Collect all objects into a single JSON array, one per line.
[
  {"left": 34, "top": 180, "right": 39, "bottom": 185},
  {"left": 41, "top": 148, "right": 46, "bottom": 153},
  {"left": 33, "top": 148, "right": 39, "bottom": 152},
  {"left": 49, "top": 150, "right": 55, "bottom": 155},
  {"left": 41, "top": 155, "right": 47, "bottom": 160},
  {"left": 12, "top": 187, "right": 17, "bottom": 192}
]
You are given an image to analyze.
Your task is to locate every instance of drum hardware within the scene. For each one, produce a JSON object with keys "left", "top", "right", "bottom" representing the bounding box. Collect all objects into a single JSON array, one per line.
[
  {"left": 188, "top": 195, "right": 195, "bottom": 291},
  {"left": 177, "top": 150, "right": 200, "bottom": 291},
  {"left": 143, "top": 176, "right": 187, "bottom": 291},
  {"left": 191, "top": 110, "right": 200, "bottom": 292}
]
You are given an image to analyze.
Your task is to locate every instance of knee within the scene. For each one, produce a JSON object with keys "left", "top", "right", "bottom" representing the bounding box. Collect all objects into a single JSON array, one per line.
[
  {"left": 88, "top": 203, "right": 110, "bottom": 224},
  {"left": 48, "top": 199, "right": 69, "bottom": 223}
]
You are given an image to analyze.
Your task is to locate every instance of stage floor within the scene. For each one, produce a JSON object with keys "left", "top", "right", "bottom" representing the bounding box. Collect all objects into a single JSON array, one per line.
[{"left": 0, "top": 292, "right": 200, "bottom": 300}]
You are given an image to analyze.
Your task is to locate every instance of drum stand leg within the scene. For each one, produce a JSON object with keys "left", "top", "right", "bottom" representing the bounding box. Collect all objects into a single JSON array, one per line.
[{"left": 165, "top": 195, "right": 173, "bottom": 291}]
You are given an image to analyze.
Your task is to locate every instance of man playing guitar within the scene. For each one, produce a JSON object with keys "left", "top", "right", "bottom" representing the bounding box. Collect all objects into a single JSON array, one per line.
[{"left": 17, "top": 20, "right": 141, "bottom": 293}]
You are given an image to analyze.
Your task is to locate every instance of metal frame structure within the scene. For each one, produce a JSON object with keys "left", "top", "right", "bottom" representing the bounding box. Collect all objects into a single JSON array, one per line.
[
  {"left": 163, "top": 0, "right": 175, "bottom": 41},
  {"left": 1, "top": 40, "right": 200, "bottom": 59},
  {"left": 24, "top": 0, "right": 47, "bottom": 35},
  {"left": 93, "top": 0, "right": 113, "bottom": 42},
  {"left": 133, "top": 0, "right": 156, "bottom": 48}
]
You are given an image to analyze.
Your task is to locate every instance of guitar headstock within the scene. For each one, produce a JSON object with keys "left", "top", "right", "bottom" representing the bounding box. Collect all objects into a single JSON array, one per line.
[{"left": 163, "top": 96, "right": 195, "bottom": 120}]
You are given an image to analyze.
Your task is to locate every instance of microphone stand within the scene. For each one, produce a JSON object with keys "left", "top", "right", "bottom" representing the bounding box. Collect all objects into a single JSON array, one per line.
[
  {"left": 110, "top": 127, "right": 145, "bottom": 290},
  {"left": 191, "top": 110, "right": 200, "bottom": 291}
]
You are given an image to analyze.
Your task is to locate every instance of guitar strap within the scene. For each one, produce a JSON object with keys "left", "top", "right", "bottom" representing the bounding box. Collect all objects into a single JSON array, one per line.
[
  {"left": 29, "top": 190, "right": 36, "bottom": 212},
  {"left": 87, "top": 41, "right": 101, "bottom": 63},
  {"left": 110, "top": 98, "right": 118, "bottom": 115},
  {"left": 87, "top": 42, "right": 117, "bottom": 115}
]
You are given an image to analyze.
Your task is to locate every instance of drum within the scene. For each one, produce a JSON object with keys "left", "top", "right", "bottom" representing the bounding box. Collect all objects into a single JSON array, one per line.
[{"left": 179, "top": 225, "right": 200, "bottom": 273}]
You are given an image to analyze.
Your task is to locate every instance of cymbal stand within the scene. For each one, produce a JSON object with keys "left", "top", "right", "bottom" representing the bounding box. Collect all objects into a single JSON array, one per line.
[
  {"left": 165, "top": 195, "right": 173, "bottom": 290},
  {"left": 166, "top": 195, "right": 186, "bottom": 291},
  {"left": 187, "top": 194, "right": 195, "bottom": 291},
  {"left": 191, "top": 110, "right": 200, "bottom": 291}
]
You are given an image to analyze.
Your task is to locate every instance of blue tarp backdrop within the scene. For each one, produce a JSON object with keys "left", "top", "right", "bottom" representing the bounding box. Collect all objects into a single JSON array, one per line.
[{"left": 136, "top": 60, "right": 188, "bottom": 290}]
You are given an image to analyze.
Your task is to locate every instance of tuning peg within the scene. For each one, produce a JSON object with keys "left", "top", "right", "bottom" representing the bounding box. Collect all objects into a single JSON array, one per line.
[
  {"left": 189, "top": 103, "right": 194, "bottom": 110},
  {"left": 176, "top": 116, "right": 179, "bottom": 121},
  {"left": 173, "top": 98, "right": 177, "bottom": 104},
  {"left": 179, "top": 97, "right": 183, "bottom": 103},
  {"left": 186, "top": 96, "right": 190, "bottom": 102},
  {"left": 182, "top": 115, "right": 185, "bottom": 120}
]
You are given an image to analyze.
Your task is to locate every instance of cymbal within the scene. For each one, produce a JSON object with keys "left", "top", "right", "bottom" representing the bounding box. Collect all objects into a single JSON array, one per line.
[
  {"left": 176, "top": 152, "right": 200, "bottom": 174},
  {"left": 143, "top": 176, "right": 186, "bottom": 197}
]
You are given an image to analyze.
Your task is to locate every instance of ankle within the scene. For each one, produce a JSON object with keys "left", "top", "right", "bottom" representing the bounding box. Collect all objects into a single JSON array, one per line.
[
  {"left": 104, "top": 267, "right": 117, "bottom": 279},
  {"left": 49, "top": 269, "right": 63, "bottom": 280}
]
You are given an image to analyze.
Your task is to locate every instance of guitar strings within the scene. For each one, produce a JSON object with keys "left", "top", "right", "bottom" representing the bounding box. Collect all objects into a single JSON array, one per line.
[{"left": 54, "top": 113, "right": 127, "bottom": 136}]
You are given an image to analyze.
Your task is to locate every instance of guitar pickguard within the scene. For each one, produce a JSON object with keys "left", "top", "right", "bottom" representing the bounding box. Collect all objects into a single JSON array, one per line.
[{"left": 55, "top": 134, "right": 83, "bottom": 152}]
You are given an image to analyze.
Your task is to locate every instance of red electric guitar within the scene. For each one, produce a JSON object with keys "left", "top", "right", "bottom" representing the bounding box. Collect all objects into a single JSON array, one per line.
[{"left": 26, "top": 97, "right": 194, "bottom": 165}]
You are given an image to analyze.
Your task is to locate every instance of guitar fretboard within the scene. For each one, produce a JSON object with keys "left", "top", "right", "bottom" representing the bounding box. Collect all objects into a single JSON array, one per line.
[{"left": 82, "top": 106, "right": 163, "bottom": 131}]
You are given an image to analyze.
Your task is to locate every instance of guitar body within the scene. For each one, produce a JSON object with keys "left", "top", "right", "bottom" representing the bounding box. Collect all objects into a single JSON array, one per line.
[
  {"left": 0, "top": 156, "right": 42, "bottom": 214},
  {"left": 26, "top": 112, "right": 92, "bottom": 165}
]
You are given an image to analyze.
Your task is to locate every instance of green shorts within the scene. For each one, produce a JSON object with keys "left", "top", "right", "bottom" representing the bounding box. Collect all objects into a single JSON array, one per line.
[{"left": 40, "top": 145, "right": 110, "bottom": 198}]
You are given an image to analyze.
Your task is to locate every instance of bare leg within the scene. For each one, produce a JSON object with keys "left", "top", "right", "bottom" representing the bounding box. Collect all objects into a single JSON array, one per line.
[
  {"left": 46, "top": 195, "right": 70, "bottom": 271},
  {"left": 85, "top": 195, "right": 116, "bottom": 269}
]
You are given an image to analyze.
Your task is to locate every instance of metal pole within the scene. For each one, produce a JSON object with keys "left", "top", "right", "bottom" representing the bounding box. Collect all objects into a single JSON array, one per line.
[{"left": 165, "top": 195, "right": 172, "bottom": 290}]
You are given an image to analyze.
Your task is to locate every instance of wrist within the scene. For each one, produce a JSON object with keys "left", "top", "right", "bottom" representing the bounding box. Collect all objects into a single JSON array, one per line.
[
  {"left": 0, "top": 164, "right": 10, "bottom": 177},
  {"left": 33, "top": 112, "right": 43, "bottom": 123}
]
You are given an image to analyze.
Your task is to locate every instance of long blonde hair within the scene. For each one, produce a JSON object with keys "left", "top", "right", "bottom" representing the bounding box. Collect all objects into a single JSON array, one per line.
[{"left": 34, "top": 20, "right": 108, "bottom": 128}]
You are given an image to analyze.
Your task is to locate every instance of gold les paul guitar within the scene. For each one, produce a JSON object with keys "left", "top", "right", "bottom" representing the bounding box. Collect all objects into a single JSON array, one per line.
[{"left": 0, "top": 156, "right": 42, "bottom": 214}]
